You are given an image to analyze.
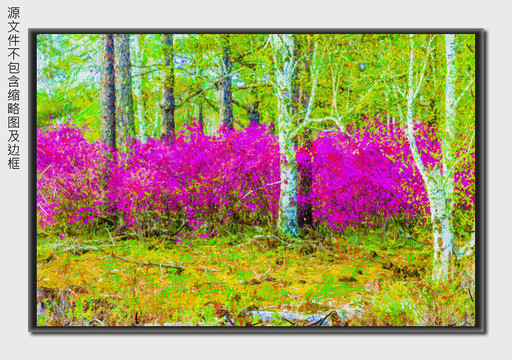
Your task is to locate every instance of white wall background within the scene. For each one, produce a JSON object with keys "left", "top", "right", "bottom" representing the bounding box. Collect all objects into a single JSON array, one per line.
[{"left": 1, "top": 1, "right": 507, "bottom": 359}]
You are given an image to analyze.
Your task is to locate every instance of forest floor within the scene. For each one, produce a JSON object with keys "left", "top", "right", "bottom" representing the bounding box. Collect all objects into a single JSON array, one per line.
[{"left": 35, "top": 229, "right": 476, "bottom": 327}]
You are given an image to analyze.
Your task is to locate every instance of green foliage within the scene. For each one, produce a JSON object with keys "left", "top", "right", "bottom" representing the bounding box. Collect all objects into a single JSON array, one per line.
[
  {"left": 37, "top": 34, "right": 101, "bottom": 138},
  {"left": 37, "top": 33, "right": 475, "bottom": 142}
]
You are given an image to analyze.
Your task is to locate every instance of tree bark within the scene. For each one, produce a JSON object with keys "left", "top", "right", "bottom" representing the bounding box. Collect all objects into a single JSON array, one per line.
[
  {"left": 272, "top": 34, "right": 299, "bottom": 237},
  {"left": 403, "top": 35, "right": 455, "bottom": 280},
  {"left": 113, "top": 34, "right": 135, "bottom": 150},
  {"left": 248, "top": 85, "right": 260, "bottom": 126},
  {"left": 219, "top": 34, "right": 234, "bottom": 130},
  {"left": 100, "top": 34, "right": 116, "bottom": 151},
  {"left": 232, "top": 96, "right": 260, "bottom": 127},
  {"left": 442, "top": 34, "right": 457, "bottom": 211},
  {"left": 197, "top": 99, "right": 204, "bottom": 133},
  {"left": 293, "top": 36, "right": 314, "bottom": 228},
  {"left": 133, "top": 34, "right": 148, "bottom": 143},
  {"left": 161, "top": 34, "right": 175, "bottom": 143}
]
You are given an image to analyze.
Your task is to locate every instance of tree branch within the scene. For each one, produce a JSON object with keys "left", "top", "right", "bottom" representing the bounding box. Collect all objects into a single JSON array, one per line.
[
  {"left": 110, "top": 251, "right": 185, "bottom": 274},
  {"left": 412, "top": 36, "right": 434, "bottom": 99},
  {"left": 454, "top": 78, "right": 475, "bottom": 107}
]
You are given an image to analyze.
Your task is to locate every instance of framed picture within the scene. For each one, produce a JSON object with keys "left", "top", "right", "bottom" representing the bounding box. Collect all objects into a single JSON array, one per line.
[{"left": 31, "top": 29, "right": 483, "bottom": 332}]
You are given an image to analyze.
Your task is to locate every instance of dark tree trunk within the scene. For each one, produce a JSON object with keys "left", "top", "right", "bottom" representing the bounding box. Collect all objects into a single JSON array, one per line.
[
  {"left": 293, "top": 36, "right": 314, "bottom": 229},
  {"left": 197, "top": 100, "right": 204, "bottom": 133},
  {"left": 297, "top": 129, "right": 313, "bottom": 228},
  {"left": 100, "top": 34, "right": 116, "bottom": 151},
  {"left": 248, "top": 106, "right": 260, "bottom": 126},
  {"left": 219, "top": 34, "right": 234, "bottom": 130},
  {"left": 161, "top": 34, "right": 175, "bottom": 143},
  {"left": 248, "top": 85, "right": 260, "bottom": 126},
  {"left": 113, "top": 34, "right": 135, "bottom": 150},
  {"left": 232, "top": 96, "right": 260, "bottom": 128}
]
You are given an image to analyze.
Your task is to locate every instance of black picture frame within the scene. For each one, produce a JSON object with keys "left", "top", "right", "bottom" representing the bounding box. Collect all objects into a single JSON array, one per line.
[{"left": 30, "top": 28, "right": 486, "bottom": 333}]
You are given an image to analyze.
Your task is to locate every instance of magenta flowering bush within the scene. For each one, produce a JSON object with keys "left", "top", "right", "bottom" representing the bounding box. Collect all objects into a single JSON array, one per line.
[
  {"left": 105, "top": 122, "right": 280, "bottom": 234},
  {"left": 37, "top": 123, "right": 108, "bottom": 230},
  {"left": 311, "top": 120, "right": 438, "bottom": 231},
  {"left": 36, "top": 118, "right": 475, "bottom": 238}
]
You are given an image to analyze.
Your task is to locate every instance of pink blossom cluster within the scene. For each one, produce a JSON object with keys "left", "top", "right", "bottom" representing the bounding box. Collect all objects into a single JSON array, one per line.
[{"left": 36, "top": 119, "right": 475, "bottom": 236}]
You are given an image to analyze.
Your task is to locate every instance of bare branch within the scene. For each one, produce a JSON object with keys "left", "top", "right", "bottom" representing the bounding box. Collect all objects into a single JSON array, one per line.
[
  {"left": 455, "top": 78, "right": 475, "bottom": 107},
  {"left": 242, "top": 181, "right": 281, "bottom": 199},
  {"left": 110, "top": 251, "right": 185, "bottom": 274},
  {"left": 304, "top": 41, "right": 319, "bottom": 122},
  {"left": 413, "top": 36, "right": 434, "bottom": 99}
]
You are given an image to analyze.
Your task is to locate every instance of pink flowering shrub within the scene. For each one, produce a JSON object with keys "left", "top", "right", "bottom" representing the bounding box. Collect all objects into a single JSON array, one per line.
[
  {"left": 37, "top": 123, "right": 108, "bottom": 231},
  {"left": 312, "top": 121, "right": 437, "bottom": 231},
  {"left": 105, "top": 123, "right": 280, "bottom": 235},
  {"left": 36, "top": 118, "right": 475, "bottom": 238}
]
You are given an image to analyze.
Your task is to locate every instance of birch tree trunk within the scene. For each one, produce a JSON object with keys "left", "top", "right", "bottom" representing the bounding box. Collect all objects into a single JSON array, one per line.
[
  {"left": 100, "top": 34, "right": 116, "bottom": 151},
  {"left": 113, "top": 34, "right": 135, "bottom": 150},
  {"left": 271, "top": 34, "right": 299, "bottom": 237},
  {"left": 161, "top": 34, "right": 175, "bottom": 143},
  {"left": 442, "top": 34, "right": 457, "bottom": 216},
  {"left": 219, "top": 34, "right": 234, "bottom": 130},
  {"left": 133, "top": 34, "right": 148, "bottom": 143},
  {"left": 404, "top": 34, "right": 455, "bottom": 279}
]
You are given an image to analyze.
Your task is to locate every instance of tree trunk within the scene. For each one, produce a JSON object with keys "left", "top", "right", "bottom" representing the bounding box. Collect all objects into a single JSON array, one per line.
[
  {"left": 248, "top": 105, "right": 260, "bottom": 126},
  {"left": 293, "top": 36, "right": 314, "bottom": 228},
  {"left": 133, "top": 34, "right": 148, "bottom": 143},
  {"left": 193, "top": 66, "right": 206, "bottom": 133},
  {"left": 297, "top": 128, "right": 313, "bottom": 228},
  {"left": 197, "top": 99, "right": 204, "bottom": 133},
  {"left": 219, "top": 34, "right": 234, "bottom": 130},
  {"left": 404, "top": 34, "right": 455, "bottom": 279},
  {"left": 272, "top": 34, "right": 298, "bottom": 237},
  {"left": 161, "top": 34, "right": 175, "bottom": 143},
  {"left": 248, "top": 85, "right": 260, "bottom": 126},
  {"left": 100, "top": 34, "right": 116, "bottom": 151},
  {"left": 113, "top": 34, "right": 135, "bottom": 150},
  {"left": 151, "top": 101, "right": 161, "bottom": 139},
  {"left": 442, "top": 34, "right": 457, "bottom": 213}
]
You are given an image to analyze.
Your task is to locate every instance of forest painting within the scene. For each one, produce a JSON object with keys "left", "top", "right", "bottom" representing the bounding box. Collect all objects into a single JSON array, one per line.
[{"left": 34, "top": 32, "right": 479, "bottom": 330}]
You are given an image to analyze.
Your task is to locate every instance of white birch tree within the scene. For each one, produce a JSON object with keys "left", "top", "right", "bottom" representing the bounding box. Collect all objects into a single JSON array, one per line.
[
  {"left": 400, "top": 34, "right": 473, "bottom": 279},
  {"left": 271, "top": 34, "right": 370, "bottom": 236},
  {"left": 271, "top": 34, "right": 299, "bottom": 237}
]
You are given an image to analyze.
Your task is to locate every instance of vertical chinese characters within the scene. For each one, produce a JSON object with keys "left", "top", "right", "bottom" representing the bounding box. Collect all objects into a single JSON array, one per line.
[{"left": 7, "top": 6, "right": 20, "bottom": 170}]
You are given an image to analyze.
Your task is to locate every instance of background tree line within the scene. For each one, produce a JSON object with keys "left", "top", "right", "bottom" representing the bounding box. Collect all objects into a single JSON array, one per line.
[{"left": 37, "top": 33, "right": 475, "bottom": 143}]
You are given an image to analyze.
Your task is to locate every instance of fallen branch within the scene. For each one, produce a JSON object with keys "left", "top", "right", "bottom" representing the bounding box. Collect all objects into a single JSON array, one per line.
[
  {"left": 281, "top": 317, "right": 295, "bottom": 326},
  {"left": 468, "top": 288, "right": 474, "bottom": 302},
  {"left": 60, "top": 245, "right": 106, "bottom": 253},
  {"left": 84, "top": 318, "right": 105, "bottom": 326},
  {"left": 110, "top": 251, "right": 185, "bottom": 274},
  {"left": 305, "top": 311, "right": 334, "bottom": 326}
]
